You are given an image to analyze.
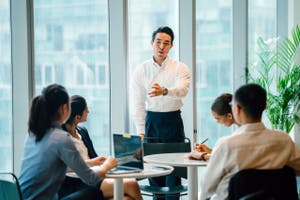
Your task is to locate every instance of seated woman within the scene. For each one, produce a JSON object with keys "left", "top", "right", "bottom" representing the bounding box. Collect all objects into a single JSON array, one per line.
[
  {"left": 19, "top": 84, "right": 117, "bottom": 200},
  {"left": 58, "top": 95, "right": 142, "bottom": 200},
  {"left": 189, "top": 93, "right": 239, "bottom": 161},
  {"left": 210, "top": 93, "right": 238, "bottom": 127}
]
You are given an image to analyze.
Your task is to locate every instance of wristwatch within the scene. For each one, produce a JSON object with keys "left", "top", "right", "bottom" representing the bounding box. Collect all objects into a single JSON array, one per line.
[{"left": 162, "top": 87, "right": 168, "bottom": 96}]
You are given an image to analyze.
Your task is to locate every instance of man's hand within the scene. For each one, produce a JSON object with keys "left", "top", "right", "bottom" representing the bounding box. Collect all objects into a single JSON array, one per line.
[{"left": 148, "top": 83, "right": 163, "bottom": 97}]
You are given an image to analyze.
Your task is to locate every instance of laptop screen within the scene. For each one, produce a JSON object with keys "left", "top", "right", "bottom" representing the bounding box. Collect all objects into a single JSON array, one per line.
[{"left": 112, "top": 133, "right": 144, "bottom": 170}]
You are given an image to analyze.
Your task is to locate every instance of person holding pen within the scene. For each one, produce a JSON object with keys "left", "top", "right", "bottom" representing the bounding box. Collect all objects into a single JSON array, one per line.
[
  {"left": 200, "top": 83, "right": 300, "bottom": 200},
  {"left": 189, "top": 138, "right": 211, "bottom": 161},
  {"left": 189, "top": 93, "right": 239, "bottom": 161}
]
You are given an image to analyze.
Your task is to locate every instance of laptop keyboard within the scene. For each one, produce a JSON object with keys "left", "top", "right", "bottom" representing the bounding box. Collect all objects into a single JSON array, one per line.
[{"left": 107, "top": 165, "right": 143, "bottom": 174}]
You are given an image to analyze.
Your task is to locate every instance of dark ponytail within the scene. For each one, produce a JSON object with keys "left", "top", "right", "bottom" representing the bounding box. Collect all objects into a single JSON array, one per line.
[
  {"left": 211, "top": 93, "right": 232, "bottom": 116},
  {"left": 28, "top": 84, "right": 69, "bottom": 141}
]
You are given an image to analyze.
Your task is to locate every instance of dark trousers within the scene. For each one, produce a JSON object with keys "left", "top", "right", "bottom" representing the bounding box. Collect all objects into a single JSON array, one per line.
[
  {"left": 58, "top": 176, "right": 104, "bottom": 200},
  {"left": 145, "top": 110, "right": 185, "bottom": 200}
]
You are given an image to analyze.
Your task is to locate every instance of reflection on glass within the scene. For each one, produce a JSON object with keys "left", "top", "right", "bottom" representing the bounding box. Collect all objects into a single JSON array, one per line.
[
  {"left": 34, "top": 1, "right": 109, "bottom": 155},
  {"left": 196, "top": 0, "right": 233, "bottom": 147},
  {"left": 0, "top": 0, "right": 12, "bottom": 171},
  {"left": 248, "top": 0, "right": 276, "bottom": 67},
  {"left": 127, "top": 0, "right": 179, "bottom": 132}
]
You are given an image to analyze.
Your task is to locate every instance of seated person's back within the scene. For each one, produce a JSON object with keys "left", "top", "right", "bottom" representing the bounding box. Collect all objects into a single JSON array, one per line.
[{"left": 200, "top": 83, "right": 300, "bottom": 200}]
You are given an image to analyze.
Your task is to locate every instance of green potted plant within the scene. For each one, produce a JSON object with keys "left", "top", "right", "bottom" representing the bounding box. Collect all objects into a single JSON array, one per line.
[{"left": 249, "top": 25, "right": 300, "bottom": 133}]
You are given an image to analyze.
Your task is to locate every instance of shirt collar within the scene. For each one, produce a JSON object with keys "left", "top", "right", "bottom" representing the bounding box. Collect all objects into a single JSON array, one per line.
[
  {"left": 152, "top": 56, "right": 169, "bottom": 69},
  {"left": 233, "top": 122, "right": 266, "bottom": 135}
]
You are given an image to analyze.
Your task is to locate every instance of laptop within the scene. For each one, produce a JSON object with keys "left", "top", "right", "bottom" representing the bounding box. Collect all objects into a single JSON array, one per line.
[{"left": 107, "top": 133, "right": 144, "bottom": 174}]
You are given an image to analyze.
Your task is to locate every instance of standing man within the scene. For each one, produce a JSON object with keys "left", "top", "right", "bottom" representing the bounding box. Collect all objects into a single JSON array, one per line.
[{"left": 130, "top": 26, "right": 190, "bottom": 200}]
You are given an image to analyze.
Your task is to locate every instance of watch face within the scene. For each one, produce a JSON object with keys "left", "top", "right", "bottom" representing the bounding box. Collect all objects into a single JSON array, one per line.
[{"left": 163, "top": 88, "right": 168, "bottom": 95}]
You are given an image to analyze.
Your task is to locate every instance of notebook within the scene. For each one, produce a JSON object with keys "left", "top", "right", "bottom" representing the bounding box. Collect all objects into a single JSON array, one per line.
[{"left": 107, "top": 133, "right": 144, "bottom": 174}]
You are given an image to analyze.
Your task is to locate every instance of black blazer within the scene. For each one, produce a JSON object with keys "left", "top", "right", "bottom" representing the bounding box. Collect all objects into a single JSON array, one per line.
[{"left": 76, "top": 126, "right": 98, "bottom": 159}]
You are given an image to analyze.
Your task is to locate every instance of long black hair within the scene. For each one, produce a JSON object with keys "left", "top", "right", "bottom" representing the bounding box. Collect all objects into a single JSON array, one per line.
[
  {"left": 28, "top": 84, "right": 69, "bottom": 141},
  {"left": 211, "top": 93, "right": 232, "bottom": 116},
  {"left": 65, "top": 95, "right": 87, "bottom": 125}
]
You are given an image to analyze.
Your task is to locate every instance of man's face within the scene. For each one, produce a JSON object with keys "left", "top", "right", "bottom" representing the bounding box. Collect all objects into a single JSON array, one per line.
[{"left": 151, "top": 32, "right": 173, "bottom": 63}]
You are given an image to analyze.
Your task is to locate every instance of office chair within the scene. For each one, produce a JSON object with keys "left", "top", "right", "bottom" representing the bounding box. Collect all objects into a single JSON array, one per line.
[
  {"left": 228, "top": 166, "right": 298, "bottom": 200},
  {"left": 0, "top": 172, "right": 23, "bottom": 200},
  {"left": 139, "top": 137, "right": 191, "bottom": 199}
]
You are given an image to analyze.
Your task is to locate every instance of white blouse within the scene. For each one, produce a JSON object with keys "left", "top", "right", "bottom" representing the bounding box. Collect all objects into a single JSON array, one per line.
[{"left": 70, "top": 131, "right": 90, "bottom": 161}]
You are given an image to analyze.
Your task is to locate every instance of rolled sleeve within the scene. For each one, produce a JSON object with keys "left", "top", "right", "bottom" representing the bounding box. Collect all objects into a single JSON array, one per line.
[{"left": 167, "top": 63, "right": 190, "bottom": 98}]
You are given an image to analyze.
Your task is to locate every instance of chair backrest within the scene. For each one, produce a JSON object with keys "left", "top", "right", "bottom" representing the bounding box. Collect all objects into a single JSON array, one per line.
[
  {"left": 0, "top": 172, "right": 22, "bottom": 200},
  {"left": 228, "top": 166, "right": 298, "bottom": 200},
  {"left": 143, "top": 137, "right": 191, "bottom": 179}
]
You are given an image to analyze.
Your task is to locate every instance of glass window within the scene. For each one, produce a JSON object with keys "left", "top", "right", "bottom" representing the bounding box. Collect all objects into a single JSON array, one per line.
[
  {"left": 127, "top": 0, "right": 179, "bottom": 132},
  {"left": 95, "top": 64, "right": 108, "bottom": 86},
  {"left": 0, "top": 0, "right": 12, "bottom": 171},
  {"left": 247, "top": 0, "right": 277, "bottom": 125},
  {"left": 248, "top": 0, "right": 276, "bottom": 67},
  {"left": 196, "top": 0, "right": 233, "bottom": 147},
  {"left": 33, "top": 0, "right": 110, "bottom": 155}
]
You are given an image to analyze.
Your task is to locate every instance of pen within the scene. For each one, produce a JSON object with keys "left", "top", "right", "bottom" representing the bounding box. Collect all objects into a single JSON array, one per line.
[{"left": 200, "top": 138, "right": 208, "bottom": 144}]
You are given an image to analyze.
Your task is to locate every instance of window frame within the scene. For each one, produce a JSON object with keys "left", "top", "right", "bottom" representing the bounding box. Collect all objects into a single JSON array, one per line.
[{"left": 9, "top": 0, "right": 289, "bottom": 175}]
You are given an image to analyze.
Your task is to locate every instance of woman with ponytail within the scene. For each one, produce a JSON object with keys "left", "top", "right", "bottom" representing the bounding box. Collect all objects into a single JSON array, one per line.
[
  {"left": 19, "top": 84, "right": 118, "bottom": 200},
  {"left": 210, "top": 93, "right": 238, "bottom": 127},
  {"left": 189, "top": 93, "right": 239, "bottom": 161}
]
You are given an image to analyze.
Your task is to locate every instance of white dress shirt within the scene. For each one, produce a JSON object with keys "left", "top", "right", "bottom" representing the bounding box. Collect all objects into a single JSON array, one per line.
[
  {"left": 200, "top": 122, "right": 300, "bottom": 200},
  {"left": 130, "top": 57, "right": 190, "bottom": 134}
]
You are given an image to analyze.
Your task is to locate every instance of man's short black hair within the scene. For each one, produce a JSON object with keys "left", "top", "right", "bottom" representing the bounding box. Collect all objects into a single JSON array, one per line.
[
  {"left": 152, "top": 26, "right": 174, "bottom": 44},
  {"left": 234, "top": 83, "right": 267, "bottom": 120}
]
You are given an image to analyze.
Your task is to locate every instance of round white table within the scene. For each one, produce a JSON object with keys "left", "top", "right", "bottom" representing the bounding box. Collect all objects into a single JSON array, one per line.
[
  {"left": 67, "top": 163, "right": 173, "bottom": 200},
  {"left": 144, "top": 152, "right": 207, "bottom": 200}
]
